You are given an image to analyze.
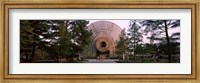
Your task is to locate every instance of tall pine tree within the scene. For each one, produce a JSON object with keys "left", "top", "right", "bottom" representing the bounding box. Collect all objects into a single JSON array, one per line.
[{"left": 139, "top": 20, "right": 180, "bottom": 63}]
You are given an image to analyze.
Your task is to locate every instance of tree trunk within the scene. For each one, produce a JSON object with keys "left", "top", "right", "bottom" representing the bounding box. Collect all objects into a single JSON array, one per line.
[
  {"left": 41, "top": 48, "right": 44, "bottom": 59},
  {"left": 133, "top": 47, "right": 136, "bottom": 62},
  {"left": 25, "top": 51, "right": 29, "bottom": 62},
  {"left": 164, "top": 20, "right": 172, "bottom": 63},
  {"left": 31, "top": 44, "right": 36, "bottom": 62},
  {"left": 141, "top": 54, "right": 144, "bottom": 63},
  {"left": 123, "top": 53, "right": 125, "bottom": 61},
  {"left": 133, "top": 36, "right": 136, "bottom": 62}
]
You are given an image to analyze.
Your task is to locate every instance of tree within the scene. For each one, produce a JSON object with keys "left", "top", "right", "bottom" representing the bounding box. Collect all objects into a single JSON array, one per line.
[
  {"left": 43, "top": 20, "right": 92, "bottom": 62},
  {"left": 68, "top": 20, "right": 92, "bottom": 55},
  {"left": 139, "top": 20, "right": 180, "bottom": 63},
  {"left": 127, "top": 20, "right": 143, "bottom": 62},
  {"left": 20, "top": 20, "right": 34, "bottom": 62},
  {"left": 20, "top": 20, "right": 92, "bottom": 63},
  {"left": 20, "top": 20, "right": 50, "bottom": 62},
  {"left": 58, "top": 21, "right": 71, "bottom": 58},
  {"left": 116, "top": 29, "right": 128, "bottom": 60},
  {"left": 134, "top": 44, "right": 145, "bottom": 62}
]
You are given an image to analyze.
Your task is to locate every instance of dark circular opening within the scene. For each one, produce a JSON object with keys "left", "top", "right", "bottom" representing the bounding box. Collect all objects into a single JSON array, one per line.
[{"left": 100, "top": 41, "right": 106, "bottom": 47}]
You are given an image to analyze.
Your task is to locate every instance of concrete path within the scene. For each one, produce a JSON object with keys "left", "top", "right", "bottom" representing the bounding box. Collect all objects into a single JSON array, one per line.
[{"left": 83, "top": 59, "right": 119, "bottom": 63}]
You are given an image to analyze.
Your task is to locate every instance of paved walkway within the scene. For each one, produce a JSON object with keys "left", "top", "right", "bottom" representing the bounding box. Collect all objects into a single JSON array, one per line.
[{"left": 83, "top": 59, "right": 119, "bottom": 63}]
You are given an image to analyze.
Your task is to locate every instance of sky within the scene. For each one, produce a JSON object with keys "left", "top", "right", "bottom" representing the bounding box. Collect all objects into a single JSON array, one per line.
[
  {"left": 89, "top": 20, "right": 130, "bottom": 30},
  {"left": 88, "top": 20, "right": 180, "bottom": 43}
]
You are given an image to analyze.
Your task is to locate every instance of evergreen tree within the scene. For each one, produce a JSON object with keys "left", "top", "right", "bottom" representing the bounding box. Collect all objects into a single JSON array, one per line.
[
  {"left": 116, "top": 29, "right": 128, "bottom": 60},
  {"left": 127, "top": 20, "right": 143, "bottom": 62},
  {"left": 68, "top": 20, "right": 92, "bottom": 55},
  {"left": 20, "top": 20, "right": 50, "bottom": 62},
  {"left": 20, "top": 20, "right": 92, "bottom": 62},
  {"left": 139, "top": 20, "right": 180, "bottom": 63},
  {"left": 20, "top": 20, "right": 33, "bottom": 62}
]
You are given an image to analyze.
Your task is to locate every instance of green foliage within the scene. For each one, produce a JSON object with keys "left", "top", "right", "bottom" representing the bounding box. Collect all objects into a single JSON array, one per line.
[
  {"left": 20, "top": 20, "right": 50, "bottom": 62},
  {"left": 128, "top": 20, "right": 143, "bottom": 44},
  {"left": 57, "top": 21, "right": 71, "bottom": 56},
  {"left": 143, "top": 44, "right": 157, "bottom": 55},
  {"left": 126, "top": 20, "right": 143, "bottom": 61},
  {"left": 20, "top": 20, "right": 33, "bottom": 62},
  {"left": 139, "top": 20, "right": 180, "bottom": 63},
  {"left": 68, "top": 20, "right": 92, "bottom": 54},
  {"left": 134, "top": 44, "right": 145, "bottom": 55},
  {"left": 139, "top": 20, "right": 180, "bottom": 44},
  {"left": 20, "top": 20, "right": 92, "bottom": 62},
  {"left": 116, "top": 29, "right": 128, "bottom": 55}
]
